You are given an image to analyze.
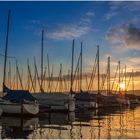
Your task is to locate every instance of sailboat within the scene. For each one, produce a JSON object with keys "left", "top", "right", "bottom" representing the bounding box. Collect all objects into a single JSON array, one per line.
[
  {"left": 126, "top": 70, "right": 140, "bottom": 105},
  {"left": 112, "top": 61, "right": 130, "bottom": 106},
  {"left": 71, "top": 41, "right": 98, "bottom": 109},
  {"left": 98, "top": 59, "right": 130, "bottom": 107},
  {"left": 0, "top": 10, "right": 39, "bottom": 115},
  {"left": 33, "top": 31, "right": 75, "bottom": 112}
]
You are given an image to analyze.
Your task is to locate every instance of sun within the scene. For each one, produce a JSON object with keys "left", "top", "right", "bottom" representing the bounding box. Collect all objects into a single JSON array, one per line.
[{"left": 119, "top": 83, "right": 125, "bottom": 90}]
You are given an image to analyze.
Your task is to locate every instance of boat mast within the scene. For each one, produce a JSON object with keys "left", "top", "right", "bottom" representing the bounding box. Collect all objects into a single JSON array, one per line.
[
  {"left": 12, "top": 74, "right": 16, "bottom": 89},
  {"left": 63, "top": 73, "right": 67, "bottom": 92},
  {"left": 3, "top": 10, "right": 10, "bottom": 92},
  {"left": 43, "top": 66, "right": 47, "bottom": 91},
  {"left": 34, "top": 56, "right": 37, "bottom": 92},
  {"left": 80, "top": 41, "right": 83, "bottom": 92},
  {"left": 47, "top": 54, "right": 51, "bottom": 92},
  {"left": 86, "top": 74, "right": 88, "bottom": 91},
  {"left": 78, "top": 66, "right": 80, "bottom": 92},
  {"left": 118, "top": 61, "right": 120, "bottom": 93},
  {"left": 27, "top": 59, "right": 35, "bottom": 92},
  {"left": 40, "top": 30, "right": 44, "bottom": 92},
  {"left": 34, "top": 57, "right": 41, "bottom": 91},
  {"left": 68, "top": 69, "right": 70, "bottom": 92},
  {"left": 125, "top": 65, "right": 126, "bottom": 94},
  {"left": 16, "top": 61, "right": 23, "bottom": 90},
  {"left": 70, "top": 40, "right": 74, "bottom": 94},
  {"left": 88, "top": 50, "right": 98, "bottom": 91},
  {"left": 27, "top": 60, "right": 30, "bottom": 91},
  {"left": 21, "top": 68, "right": 23, "bottom": 88},
  {"left": 132, "top": 69, "right": 134, "bottom": 95},
  {"left": 97, "top": 45, "right": 100, "bottom": 95},
  {"left": 59, "top": 63, "right": 62, "bottom": 92},
  {"left": 50, "top": 65, "right": 53, "bottom": 93},
  {"left": 107, "top": 56, "right": 110, "bottom": 95},
  {"left": 16, "top": 62, "right": 18, "bottom": 89},
  {"left": 8, "top": 61, "right": 11, "bottom": 89}
]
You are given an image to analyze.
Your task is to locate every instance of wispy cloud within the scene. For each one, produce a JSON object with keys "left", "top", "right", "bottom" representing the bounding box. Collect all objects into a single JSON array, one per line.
[
  {"left": 103, "top": 1, "right": 121, "bottom": 20},
  {"left": 109, "top": 1, "right": 140, "bottom": 12},
  {"left": 26, "top": 11, "right": 95, "bottom": 40},
  {"left": 85, "top": 11, "right": 95, "bottom": 17},
  {"left": 129, "top": 57, "right": 140, "bottom": 66},
  {"left": 47, "top": 24, "right": 90, "bottom": 40},
  {"left": 109, "top": 1, "right": 124, "bottom": 10},
  {"left": 23, "top": 19, "right": 49, "bottom": 35},
  {"left": 46, "top": 11, "right": 95, "bottom": 40},
  {"left": 124, "top": 56, "right": 140, "bottom": 72},
  {"left": 104, "top": 11, "right": 119, "bottom": 20},
  {"left": 106, "top": 24, "right": 140, "bottom": 51},
  {"left": 30, "top": 19, "right": 41, "bottom": 25},
  {"left": 123, "top": 1, "right": 140, "bottom": 12},
  {"left": 104, "top": 1, "right": 140, "bottom": 21}
]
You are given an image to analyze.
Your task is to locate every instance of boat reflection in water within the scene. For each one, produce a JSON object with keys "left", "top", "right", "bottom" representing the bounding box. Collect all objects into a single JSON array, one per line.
[
  {"left": 0, "top": 117, "right": 39, "bottom": 139},
  {"left": 0, "top": 105, "right": 140, "bottom": 139}
]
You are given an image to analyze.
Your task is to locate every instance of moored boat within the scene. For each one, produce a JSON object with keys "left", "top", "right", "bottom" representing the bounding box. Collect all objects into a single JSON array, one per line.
[
  {"left": 0, "top": 10, "right": 39, "bottom": 115},
  {"left": 75, "top": 92, "right": 98, "bottom": 109},
  {"left": 0, "top": 85, "right": 39, "bottom": 115},
  {"left": 34, "top": 92, "right": 75, "bottom": 112}
]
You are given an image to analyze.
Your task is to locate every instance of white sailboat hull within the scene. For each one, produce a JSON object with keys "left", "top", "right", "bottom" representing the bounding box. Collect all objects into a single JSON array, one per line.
[{"left": 0, "top": 100, "right": 39, "bottom": 115}]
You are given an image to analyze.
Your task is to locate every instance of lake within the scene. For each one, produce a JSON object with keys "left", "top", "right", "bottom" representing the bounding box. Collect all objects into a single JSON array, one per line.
[{"left": 0, "top": 105, "right": 140, "bottom": 139}]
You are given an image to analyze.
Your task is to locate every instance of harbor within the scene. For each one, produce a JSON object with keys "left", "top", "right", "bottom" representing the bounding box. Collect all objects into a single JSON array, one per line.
[
  {"left": 0, "top": 1, "right": 140, "bottom": 139},
  {"left": 0, "top": 10, "right": 140, "bottom": 115}
]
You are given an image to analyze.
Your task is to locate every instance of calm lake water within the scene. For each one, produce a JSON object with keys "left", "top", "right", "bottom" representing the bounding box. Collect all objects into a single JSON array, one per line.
[{"left": 0, "top": 105, "right": 140, "bottom": 139}]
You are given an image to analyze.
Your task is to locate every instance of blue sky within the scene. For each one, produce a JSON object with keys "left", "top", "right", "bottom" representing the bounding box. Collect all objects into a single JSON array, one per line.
[{"left": 0, "top": 1, "right": 140, "bottom": 77}]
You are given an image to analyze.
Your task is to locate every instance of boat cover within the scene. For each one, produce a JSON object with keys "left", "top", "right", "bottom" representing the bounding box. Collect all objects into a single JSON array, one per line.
[{"left": 3, "top": 84, "right": 36, "bottom": 102}]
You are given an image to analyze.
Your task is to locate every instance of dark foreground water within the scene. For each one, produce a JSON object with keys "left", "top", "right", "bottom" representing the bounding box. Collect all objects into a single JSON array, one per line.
[{"left": 0, "top": 105, "right": 140, "bottom": 139}]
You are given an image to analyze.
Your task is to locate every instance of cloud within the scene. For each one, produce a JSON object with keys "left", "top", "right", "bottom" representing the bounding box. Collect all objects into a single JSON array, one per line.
[
  {"left": 26, "top": 10, "right": 95, "bottom": 40},
  {"left": 109, "top": 1, "right": 124, "bottom": 10},
  {"left": 124, "top": 56, "right": 140, "bottom": 73},
  {"left": 103, "top": 1, "right": 121, "bottom": 20},
  {"left": 46, "top": 11, "right": 94, "bottom": 40},
  {"left": 47, "top": 24, "right": 90, "bottom": 40},
  {"left": 85, "top": 11, "right": 95, "bottom": 17},
  {"left": 104, "top": 1, "right": 140, "bottom": 21},
  {"left": 109, "top": 1, "right": 140, "bottom": 12},
  {"left": 106, "top": 24, "right": 140, "bottom": 51},
  {"left": 104, "top": 11, "right": 119, "bottom": 20},
  {"left": 123, "top": 1, "right": 140, "bottom": 12},
  {"left": 128, "top": 57, "right": 140, "bottom": 66},
  {"left": 132, "top": 17, "right": 140, "bottom": 24},
  {"left": 24, "top": 19, "right": 49, "bottom": 35},
  {"left": 30, "top": 20, "right": 41, "bottom": 25}
]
